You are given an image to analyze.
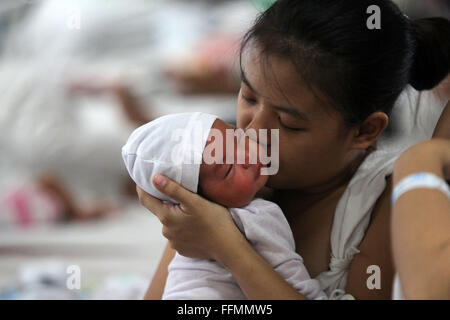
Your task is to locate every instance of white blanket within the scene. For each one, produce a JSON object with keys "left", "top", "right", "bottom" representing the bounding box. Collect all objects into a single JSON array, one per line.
[{"left": 163, "top": 198, "right": 327, "bottom": 300}]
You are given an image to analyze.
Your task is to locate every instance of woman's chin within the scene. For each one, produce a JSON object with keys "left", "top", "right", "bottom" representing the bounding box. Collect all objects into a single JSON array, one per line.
[
  {"left": 265, "top": 174, "right": 292, "bottom": 189},
  {"left": 266, "top": 175, "right": 280, "bottom": 188}
]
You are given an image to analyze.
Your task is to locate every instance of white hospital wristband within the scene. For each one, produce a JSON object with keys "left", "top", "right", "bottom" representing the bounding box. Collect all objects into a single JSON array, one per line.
[{"left": 392, "top": 172, "right": 450, "bottom": 205}]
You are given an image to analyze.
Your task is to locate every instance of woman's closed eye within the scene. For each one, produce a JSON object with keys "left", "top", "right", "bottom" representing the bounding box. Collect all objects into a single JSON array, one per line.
[
  {"left": 241, "top": 89, "right": 305, "bottom": 131},
  {"left": 241, "top": 94, "right": 256, "bottom": 105},
  {"left": 278, "top": 116, "right": 304, "bottom": 131}
]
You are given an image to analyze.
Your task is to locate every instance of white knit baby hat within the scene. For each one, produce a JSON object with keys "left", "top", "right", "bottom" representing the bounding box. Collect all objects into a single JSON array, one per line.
[{"left": 122, "top": 112, "right": 218, "bottom": 203}]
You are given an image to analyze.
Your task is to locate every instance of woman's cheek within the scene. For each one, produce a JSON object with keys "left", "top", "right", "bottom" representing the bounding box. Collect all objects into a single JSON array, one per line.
[{"left": 236, "top": 106, "right": 252, "bottom": 129}]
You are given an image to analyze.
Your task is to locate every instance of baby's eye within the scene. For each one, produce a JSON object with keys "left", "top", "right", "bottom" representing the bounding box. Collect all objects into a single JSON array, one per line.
[{"left": 225, "top": 163, "right": 233, "bottom": 178}]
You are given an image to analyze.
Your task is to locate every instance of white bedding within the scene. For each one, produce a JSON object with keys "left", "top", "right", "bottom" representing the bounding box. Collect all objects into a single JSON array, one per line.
[{"left": 0, "top": 202, "right": 167, "bottom": 299}]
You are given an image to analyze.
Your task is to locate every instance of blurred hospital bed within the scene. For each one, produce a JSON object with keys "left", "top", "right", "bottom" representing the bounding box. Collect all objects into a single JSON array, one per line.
[
  {"left": 0, "top": 0, "right": 256, "bottom": 299},
  {"left": 0, "top": 202, "right": 167, "bottom": 299}
]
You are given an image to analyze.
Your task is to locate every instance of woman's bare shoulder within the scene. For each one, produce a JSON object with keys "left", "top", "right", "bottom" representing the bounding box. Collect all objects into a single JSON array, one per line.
[
  {"left": 367, "top": 175, "right": 393, "bottom": 227},
  {"left": 346, "top": 175, "right": 394, "bottom": 299}
]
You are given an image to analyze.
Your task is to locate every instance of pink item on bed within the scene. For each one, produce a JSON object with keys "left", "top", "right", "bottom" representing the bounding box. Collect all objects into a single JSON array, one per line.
[{"left": 0, "top": 185, "right": 64, "bottom": 228}]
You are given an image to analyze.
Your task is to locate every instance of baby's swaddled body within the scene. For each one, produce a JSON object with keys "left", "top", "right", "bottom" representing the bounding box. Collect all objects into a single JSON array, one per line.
[
  {"left": 163, "top": 198, "right": 326, "bottom": 300},
  {"left": 122, "top": 112, "right": 327, "bottom": 300}
]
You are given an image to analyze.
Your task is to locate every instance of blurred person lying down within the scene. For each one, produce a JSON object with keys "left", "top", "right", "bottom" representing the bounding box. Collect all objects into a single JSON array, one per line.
[
  {"left": 0, "top": 79, "right": 155, "bottom": 228},
  {"left": 122, "top": 112, "right": 328, "bottom": 300},
  {"left": 0, "top": 172, "right": 118, "bottom": 228}
]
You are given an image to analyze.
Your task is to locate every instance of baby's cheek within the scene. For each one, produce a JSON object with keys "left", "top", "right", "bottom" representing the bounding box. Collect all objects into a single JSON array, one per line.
[{"left": 232, "top": 171, "right": 257, "bottom": 199}]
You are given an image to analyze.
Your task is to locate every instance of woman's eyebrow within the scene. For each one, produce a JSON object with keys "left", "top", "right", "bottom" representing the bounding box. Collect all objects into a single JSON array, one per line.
[
  {"left": 240, "top": 70, "right": 259, "bottom": 95},
  {"left": 273, "top": 106, "right": 310, "bottom": 122},
  {"left": 241, "top": 69, "right": 309, "bottom": 122}
]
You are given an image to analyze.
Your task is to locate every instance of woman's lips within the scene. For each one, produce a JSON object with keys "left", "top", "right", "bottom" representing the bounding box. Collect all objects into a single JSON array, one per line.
[{"left": 252, "top": 162, "right": 262, "bottom": 180}]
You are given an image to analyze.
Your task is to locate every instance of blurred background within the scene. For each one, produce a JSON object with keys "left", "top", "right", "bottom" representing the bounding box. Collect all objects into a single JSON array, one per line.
[{"left": 0, "top": 0, "right": 448, "bottom": 300}]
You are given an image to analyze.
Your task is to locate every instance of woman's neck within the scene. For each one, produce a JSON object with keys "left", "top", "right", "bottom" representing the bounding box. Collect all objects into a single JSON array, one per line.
[{"left": 275, "top": 149, "right": 370, "bottom": 215}]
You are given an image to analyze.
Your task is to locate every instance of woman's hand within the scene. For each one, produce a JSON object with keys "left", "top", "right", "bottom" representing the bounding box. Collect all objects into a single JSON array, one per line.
[
  {"left": 138, "top": 175, "right": 308, "bottom": 300},
  {"left": 136, "top": 174, "right": 244, "bottom": 262}
]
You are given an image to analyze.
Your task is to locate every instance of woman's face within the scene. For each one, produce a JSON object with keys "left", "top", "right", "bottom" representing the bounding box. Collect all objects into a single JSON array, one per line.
[
  {"left": 199, "top": 119, "right": 269, "bottom": 208},
  {"left": 237, "top": 47, "right": 356, "bottom": 191}
]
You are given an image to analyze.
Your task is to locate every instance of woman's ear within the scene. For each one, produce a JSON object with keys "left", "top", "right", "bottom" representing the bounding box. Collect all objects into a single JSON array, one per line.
[{"left": 349, "top": 112, "right": 389, "bottom": 150}]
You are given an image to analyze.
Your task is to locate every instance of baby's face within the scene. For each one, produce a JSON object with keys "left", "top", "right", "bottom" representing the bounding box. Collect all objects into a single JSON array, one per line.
[{"left": 199, "top": 119, "right": 268, "bottom": 208}]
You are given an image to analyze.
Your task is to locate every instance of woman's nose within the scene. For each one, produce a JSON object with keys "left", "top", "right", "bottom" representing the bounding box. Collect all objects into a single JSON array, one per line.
[
  {"left": 246, "top": 110, "right": 273, "bottom": 147},
  {"left": 238, "top": 138, "right": 259, "bottom": 169},
  {"left": 242, "top": 149, "right": 251, "bottom": 168}
]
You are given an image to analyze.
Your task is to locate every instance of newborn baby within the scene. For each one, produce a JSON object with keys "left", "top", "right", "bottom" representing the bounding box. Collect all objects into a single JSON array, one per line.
[{"left": 122, "top": 112, "right": 327, "bottom": 300}]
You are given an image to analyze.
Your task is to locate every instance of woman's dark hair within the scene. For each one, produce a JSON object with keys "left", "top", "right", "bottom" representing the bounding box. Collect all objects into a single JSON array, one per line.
[{"left": 240, "top": 0, "right": 450, "bottom": 126}]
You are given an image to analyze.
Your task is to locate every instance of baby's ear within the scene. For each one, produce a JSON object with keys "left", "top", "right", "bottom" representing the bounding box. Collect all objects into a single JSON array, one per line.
[{"left": 349, "top": 112, "right": 389, "bottom": 150}]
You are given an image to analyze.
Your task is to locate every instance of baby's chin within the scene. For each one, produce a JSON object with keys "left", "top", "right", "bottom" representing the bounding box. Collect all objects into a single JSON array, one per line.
[
  {"left": 216, "top": 192, "right": 256, "bottom": 208},
  {"left": 216, "top": 182, "right": 267, "bottom": 208},
  {"left": 200, "top": 173, "right": 269, "bottom": 208}
]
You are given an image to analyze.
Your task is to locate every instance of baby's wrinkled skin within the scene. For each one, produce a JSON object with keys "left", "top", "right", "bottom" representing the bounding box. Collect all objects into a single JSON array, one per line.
[{"left": 199, "top": 119, "right": 268, "bottom": 208}]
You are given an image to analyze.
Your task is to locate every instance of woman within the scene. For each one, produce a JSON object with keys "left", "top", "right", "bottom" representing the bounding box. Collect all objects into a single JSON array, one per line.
[{"left": 137, "top": 0, "right": 450, "bottom": 299}]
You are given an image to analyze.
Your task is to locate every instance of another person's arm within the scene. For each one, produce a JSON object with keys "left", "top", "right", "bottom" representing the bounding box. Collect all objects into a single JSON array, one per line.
[
  {"left": 68, "top": 80, "right": 152, "bottom": 126},
  {"left": 391, "top": 139, "right": 450, "bottom": 299}
]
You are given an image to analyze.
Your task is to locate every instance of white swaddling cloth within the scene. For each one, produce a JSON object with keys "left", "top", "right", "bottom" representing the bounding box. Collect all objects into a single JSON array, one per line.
[
  {"left": 163, "top": 198, "right": 326, "bottom": 300},
  {"left": 122, "top": 112, "right": 327, "bottom": 300}
]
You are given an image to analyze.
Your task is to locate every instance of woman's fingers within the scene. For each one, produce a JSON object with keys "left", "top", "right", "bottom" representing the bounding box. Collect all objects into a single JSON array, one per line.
[
  {"left": 136, "top": 185, "right": 171, "bottom": 219},
  {"left": 136, "top": 185, "right": 161, "bottom": 211},
  {"left": 136, "top": 185, "right": 184, "bottom": 226},
  {"left": 152, "top": 174, "right": 201, "bottom": 212}
]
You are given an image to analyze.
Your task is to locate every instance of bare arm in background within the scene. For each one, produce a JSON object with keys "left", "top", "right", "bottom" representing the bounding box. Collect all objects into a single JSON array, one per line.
[
  {"left": 68, "top": 80, "right": 153, "bottom": 126},
  {"left": 391, "top": 139, "right": 450, "bottom": 299}
]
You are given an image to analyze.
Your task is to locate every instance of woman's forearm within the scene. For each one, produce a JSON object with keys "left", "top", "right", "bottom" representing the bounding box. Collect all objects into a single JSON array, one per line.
[
  {"left": 218, "top": 235, "right": 307, "bottom": 300},
  {"left": 144, "top": 242, "right": 176, "bottom": 300}
]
